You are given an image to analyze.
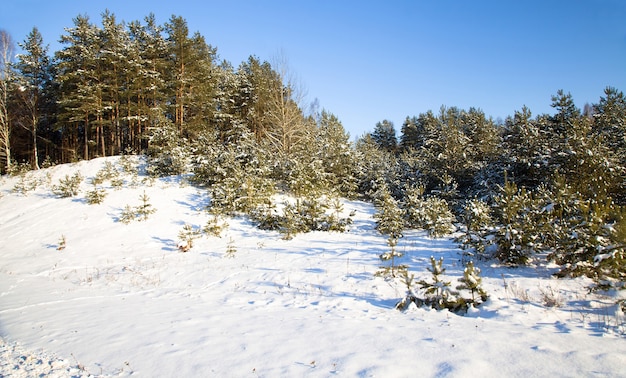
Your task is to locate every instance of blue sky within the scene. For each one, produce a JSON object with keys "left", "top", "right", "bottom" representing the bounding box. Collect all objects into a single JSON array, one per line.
[{"left": 2, "top": 0, "right": 625, "bottom": 137}]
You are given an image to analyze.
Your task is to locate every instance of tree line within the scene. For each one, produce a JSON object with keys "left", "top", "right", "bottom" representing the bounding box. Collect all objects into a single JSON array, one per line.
[
  {"left": 1, "top": 11, "right": 625, "bottom": 285},
  {"left": 0, "top": 11, "right": 309, "bottom": 171}
]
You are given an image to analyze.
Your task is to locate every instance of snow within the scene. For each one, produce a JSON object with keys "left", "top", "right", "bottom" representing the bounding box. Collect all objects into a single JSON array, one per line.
[{"left": 1, "top": 156, "right": 625, "bottom": 377}]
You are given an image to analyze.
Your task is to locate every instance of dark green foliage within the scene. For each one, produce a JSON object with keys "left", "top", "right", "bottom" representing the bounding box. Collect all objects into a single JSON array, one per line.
[{"left": 371, "top": 119, "right": 397, "bottom": 152}]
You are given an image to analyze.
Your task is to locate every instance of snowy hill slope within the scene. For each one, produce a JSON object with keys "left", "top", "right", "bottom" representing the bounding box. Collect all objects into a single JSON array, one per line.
[{"left": 0, "top": 156, "right": 625, "bottom": 377}]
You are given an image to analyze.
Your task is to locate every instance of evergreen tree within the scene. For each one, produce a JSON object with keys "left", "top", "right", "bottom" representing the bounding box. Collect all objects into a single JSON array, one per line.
[
  {"left": 127, "top": 13, "right": 169, "bottom": 153},
  {"left": 315, "top": 110, "right": 357, "bottom": 197},
  {"left": 593, "top": 87, "right": 626, "bottom": 204},
  {"left": 374, "top": 183, "right": 405, "bottom": 277},
  {"left": 99, "top": 10, "right": 131, "bottom": 156},
  {"left": 14, "top": 27, "right": 52, "bottom": 169},
  {"left": 164, "top": 15, "right": 217, "bottom": 138},
  {"left": 236, "top": 56, "right": 277, "bottom": 142},
  {"left": 355, "top": 133, "right": 398, "bottom": 199},
  {"left": 55, "top": 15, "right": 101, "bottom": 161},
  {"left": 456, "top": 261, "right": 488, "bottom": 304},
  {"left": 372, "top": 119, "right": 397, "bottom": 152}
]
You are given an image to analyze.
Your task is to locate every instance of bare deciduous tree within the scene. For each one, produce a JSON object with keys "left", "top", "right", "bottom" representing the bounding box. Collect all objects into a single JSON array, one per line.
[
  {"left": 0, "top": 29, "right": 14, "bottom": 173},
  {"left": 264, "top": 53, "right": 308, "bottom": 157}
]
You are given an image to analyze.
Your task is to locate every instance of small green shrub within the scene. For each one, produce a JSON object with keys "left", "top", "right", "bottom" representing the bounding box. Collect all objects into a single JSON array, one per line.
[
  {"left": 178, "top": 224, "right": 202, "bottom": 251},
  {"left": 204, "top": 213, "right": 229, "bottom": 237},
  {"left": 85, "top": 184, "right": 107, "bottom": 205},
  {"left": 118, "top": 191, "right": 156, "bottom": 224},
  {"left": 52, "top": 172, "right": 83, "bottom": 197}
]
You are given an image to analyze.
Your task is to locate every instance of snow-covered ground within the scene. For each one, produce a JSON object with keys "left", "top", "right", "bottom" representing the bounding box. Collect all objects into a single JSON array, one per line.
[{"left": 1, "top": 156, "right": 625, "bottom": 377}]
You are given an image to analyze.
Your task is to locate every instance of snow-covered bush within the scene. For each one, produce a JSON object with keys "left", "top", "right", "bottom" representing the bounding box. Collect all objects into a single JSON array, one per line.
[
  {"left": 396, "top": 257, "right": 488, "bottom": 314},
  {"left": 146, "top": 113, "right": 190, "bottom": 177},
  {"left": 402, "top": 186, "right": 456, "bottom": 238},
  {"left": 456, "top": 198, "right": 493, "bottom": 258},
  {"left": 487, "top": 180, "right": 541, "bottom": 265}
]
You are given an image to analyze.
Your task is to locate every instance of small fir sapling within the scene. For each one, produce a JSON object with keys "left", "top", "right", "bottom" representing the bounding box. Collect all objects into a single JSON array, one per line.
[
  {"left": 395, "top": 269, "right": 423, "bottom": 310},
  {"left": 118, "top": 191, "right": 156, "bottom": 224},
  {"left": 374, "top": 185, "right": 406, "bottom": 277},
  {"left": 119, "top": 205, "right": 137, "bottom": 224},
  {"left": 417, "top": 256, "right": 454, "bottom": 309},
  {"left": 225, "top": 238, "right": 237, "bottom": 258},
  {"left": 57, "top": 234, "right": 66, "bottom": 251},
  {"left": 85, "top": 181, "right": 107, "bottom": 205},
  {"left": 136, "top": 190, "right": 156, "bottom": 221},
  {"left": 178, "top": 224, "right": 201, "bottom": 251},
  {"left": 52, "top": 172, "right": 83, "bottom": 197},
  {"left": 396, "top": 258, "right": 490, "bottom": 313},
  {"left": 204, "top": 213, "right": 229, "bottom": 237},
  {"left": 456, "top": 198, "right": 493, "bottom": 258},
  {"left": 456, "top": 261, "right": 489, "bottom": 305}
]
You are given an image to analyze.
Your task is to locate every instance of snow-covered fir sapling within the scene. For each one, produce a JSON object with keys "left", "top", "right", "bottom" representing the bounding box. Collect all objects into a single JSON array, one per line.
[
  {"left": 93, "top": 161, "right": 118, "bottom": 184},
  {"left": 456, "top": 261, "right": 488, "bottom": 305},
  {"left": 456, "top": 198, "right": 493, "bottom": 259},
  {"left": 417, "top": 257, "right": 452, "bottom": 308},
  {"left": 57, "top": 234, "right": 66, "bottom": 251},
  {"left": 178, "top": 224, "right": 201, "bottom": 251},
  {"left": 12, "top": 170, "right": 38, "bottom": 194},
  {"left": 395, "top": 269, "right": 423, "bottom": 310}
]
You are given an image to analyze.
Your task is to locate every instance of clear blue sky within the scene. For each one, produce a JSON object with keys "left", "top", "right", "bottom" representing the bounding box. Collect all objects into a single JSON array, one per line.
[{"left": 2, "top": 0, "right": 625, "bottom": 137}]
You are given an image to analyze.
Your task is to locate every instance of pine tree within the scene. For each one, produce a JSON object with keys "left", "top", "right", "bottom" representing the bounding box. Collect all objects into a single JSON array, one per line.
[
  {"left": 55, "top": 15, "right": 101, "bottom": 161},
  {"left": 355, "top": 133, "right": 398, "bottom": 200},
  {"left": 127, "top": 13, "right": 169, "bottom": 153},
  {"left": 371, "top": 119, "right": 397, "bottom": 152},
  {"left": 315, "top": 110, "right": 358, "bottom": 197},
  {"left": 417, "top": 257, "right": 454, "bottom": 310},
  {"left": 374, "top": 184, "right": 405, "bottom": 277},
  {"left": 14, "top": 27, "right": 52, "bottom": 169}
]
